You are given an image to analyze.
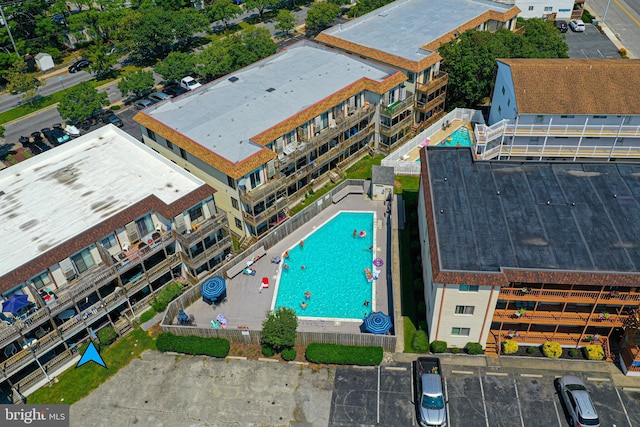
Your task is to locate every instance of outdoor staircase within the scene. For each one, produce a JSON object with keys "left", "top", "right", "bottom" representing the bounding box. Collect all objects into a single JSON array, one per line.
[{"left": 485, "top": 332, "right": 499, "bottom": 357}]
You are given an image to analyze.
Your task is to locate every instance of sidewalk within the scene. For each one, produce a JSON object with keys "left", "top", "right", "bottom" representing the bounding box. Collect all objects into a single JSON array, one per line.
[{"left": 391, "top": 352, "right": 640, "bottom": 388}]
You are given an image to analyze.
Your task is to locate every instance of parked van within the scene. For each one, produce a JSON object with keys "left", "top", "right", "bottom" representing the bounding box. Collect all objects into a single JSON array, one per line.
[{"left": 180, "top": 76, "right": 202, "bottom": 91}]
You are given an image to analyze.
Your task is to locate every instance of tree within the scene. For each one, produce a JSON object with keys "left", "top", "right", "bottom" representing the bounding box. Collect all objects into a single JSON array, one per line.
[
  {"left": 305, "top": 2, "right": 341, "bottom": 31},
  {"left": 196, "top": 40, "right": 232, "bottom": 81},
  {"left": 86, "top": 40, "right": 119, "bottom": 78},
  {"left": 5, "top": 60, "right": 40, "bottom": 105},
  {"left": 58, "top": 81, "right": 109, "bottom": 124},
  {"left": 275, "top": 9, "right": 296, "bottom": 36},
  {"left": 244, "top": 0, "right": 279, "bottom": 19},
  {"left": 157, "top": 52, "right": 197, "bottom": 82},
  {"left": 118, "top": 70, "right": 155, "bottom": 98},
  {"left": 205, "top": 0, "right": 242, "bottom": 29},
  {"left": 261, "top": 307, "right": 298, "bottom": 352}
]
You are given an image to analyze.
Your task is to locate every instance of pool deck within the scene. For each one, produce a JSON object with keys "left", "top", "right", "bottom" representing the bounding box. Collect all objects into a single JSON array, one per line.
[
  {"left": 185, "top": 194, "right": 392, "bottom": 334},
  {"left": 406, "top": 120, "right": 472, "bottom": 162}
]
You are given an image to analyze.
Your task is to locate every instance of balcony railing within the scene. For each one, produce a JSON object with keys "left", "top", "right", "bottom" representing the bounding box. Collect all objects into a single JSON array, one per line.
[
  {"left": 493, "top": 308, "right": 624, "bottom": 327},
  {"left": 381, "top": 93, "right": 414, "bottom": 118},
  {"left": 500, "top": 287, "right": 640, "bottom": 303},
  {"left": 415, "top": 72, "right": 448, "bottom": 94}
]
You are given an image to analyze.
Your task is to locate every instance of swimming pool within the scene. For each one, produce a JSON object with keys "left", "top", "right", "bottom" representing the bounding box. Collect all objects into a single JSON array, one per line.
[
  {"left": 272, "top": 211, "right": 376, "bottom": 320},
  {"left": 440, "top": 127, "right": 473, "bottom": 147}
]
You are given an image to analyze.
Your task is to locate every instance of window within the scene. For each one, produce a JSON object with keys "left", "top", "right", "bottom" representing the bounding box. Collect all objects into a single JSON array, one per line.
[
  {"left": 231, "top": 197, "right": 239, "bottom": 210},
  {"left": 135, "top": 215, "right": 154, "bottom": 237},
  {"left": 179, "top": 148, "right": 187, "bottom": 160},
  {"left": 501, "top": 86, "right": 505, "bottom": 95},
  {"left": 147, "top": 129, "right": 156, "bottom": 141},
  {"left": 188, "top": 203, "right": 204, "bottom": 223},
  {"left": 31, "top": 272, "right": 52, "bottom": 290},
  {"left": 459, "top": 285, "right": 479, "bottom": 292},
  {"left": 166, "top": 140, "right": 173, "bottom": 150},
  {"left": 544, "top": 6, "right": 552, "bottom": 11},
  {"left": 455, "top": 305, "right": 475, "bottom": 315},
  {"left": 100, "top": 234, "right": 117, "bottom": 249},
  {"left": 528, "top": 5, "right": 534, "bottom": 10},
  {"left": 71, "top": 248, "right": 95, "bottom": 274},
  {"left": 227, "top": 176, "right": 236, "bottom": 189},
  {"left": 234, "top": 217, "right": 242, "bottom": 229},
  {"left": 451, "top": 327, "right": 470, "bottom": 336}
]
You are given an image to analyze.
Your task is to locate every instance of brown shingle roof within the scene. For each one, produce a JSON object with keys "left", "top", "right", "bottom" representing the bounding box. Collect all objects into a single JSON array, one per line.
[
  {"left": 499, "top": 59, "right": 640, "bottom": 115},
  {"left": 0, "top": 185, "right": 215, "bottom": 293}
]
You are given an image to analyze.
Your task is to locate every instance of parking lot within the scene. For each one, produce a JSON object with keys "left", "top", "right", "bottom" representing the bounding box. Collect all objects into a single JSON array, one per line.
[{"left": 565, "top": 23, "right": 621, "bottom": 59}]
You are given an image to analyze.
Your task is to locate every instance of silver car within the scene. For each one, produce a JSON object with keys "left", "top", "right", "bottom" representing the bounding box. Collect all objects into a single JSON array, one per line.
[{"left": 557, "top": 375, "right": 600, "bottom": 427}]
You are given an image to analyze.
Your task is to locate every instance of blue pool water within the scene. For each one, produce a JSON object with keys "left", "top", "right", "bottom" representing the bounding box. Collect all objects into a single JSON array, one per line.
[{"left": 273, "top": 211, "right": 375, "bottom": 320}]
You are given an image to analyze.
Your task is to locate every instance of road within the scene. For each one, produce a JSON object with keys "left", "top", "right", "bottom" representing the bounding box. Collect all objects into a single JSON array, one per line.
[{"left": 587, "top": 0, "right": 640, "bottom": 58}]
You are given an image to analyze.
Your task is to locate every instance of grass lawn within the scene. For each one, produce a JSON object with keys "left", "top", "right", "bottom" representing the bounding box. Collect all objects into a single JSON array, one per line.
[{"left": 27, "top": 328, "right": 156, "bottom": 405}]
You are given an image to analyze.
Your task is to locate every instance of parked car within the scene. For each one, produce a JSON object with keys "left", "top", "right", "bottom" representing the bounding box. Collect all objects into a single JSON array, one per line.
[
  {"left": 555, "top": 20, "right": 568, "bottom": 33},
  {"left": 163, "top": 85, "right": 188, "bottom": 97},
  {"left": 147, "top": 92, "right": 173, "bottom": 103},
  {"left": 68, "top": 59, "right": 90, "bottom": 73},
  {"left": 102, "top": 112, "right": 123, "bottom": 127},
  {"left": 180, "top": 76, "right": 202, "bottom": 91},
  {"left": 556, "top": 375, "right": 600, "bottom": 427},
  {"left": 134, "top": 99, "right": 156, "bottom": 110},
  {"left": 570, "top": 19, "right": 586, "bottom": 32},
  {"left": 414, "top": 357, "right": 447, "bottom": 427},
  {"left": 41, "top": 127, "right": 71, "bottom": 146}
]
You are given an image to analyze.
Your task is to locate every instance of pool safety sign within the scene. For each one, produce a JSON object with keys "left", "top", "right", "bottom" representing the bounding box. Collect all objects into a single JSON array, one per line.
[{"left": 1, "top": 405, "right": 69, "bottom": 426}]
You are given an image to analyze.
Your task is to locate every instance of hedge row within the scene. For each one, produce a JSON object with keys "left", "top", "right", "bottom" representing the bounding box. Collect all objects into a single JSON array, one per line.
[
  {"left": 305, "top": 343, "right": 383, "bottom": 365},
  {"left": 156, "top": 333, "right": 230, "bottom": 357}
]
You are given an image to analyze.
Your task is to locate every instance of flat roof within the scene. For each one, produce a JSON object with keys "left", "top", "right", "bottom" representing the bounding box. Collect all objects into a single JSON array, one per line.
[
  {"left": 140, "top": 41, "right": 398, "bottom": 165},
  {"left": 424, "top": 148, "right": 640, "bottom": 274},
  {"left": 0, "top": 126, "right": 206, "bottom": 278},
  {"left": 320, "top": 0, "right": 515, "bottom": 63}
]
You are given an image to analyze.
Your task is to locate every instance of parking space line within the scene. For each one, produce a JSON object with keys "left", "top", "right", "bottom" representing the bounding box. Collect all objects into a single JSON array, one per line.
[
  {"left": 377, "top": 365, "right": 380, "bottom": 425},
  {"left": 513, "top": 378, "right": 525, "bottom": 427},
  {"left": 586, "top": 377, "right": 610, "bottom": 382},
  {"left": 451, "top": 370, "right": 474, "bottom": 375},
  {"left": 613, "top": 386, "right": 633, "bottom": 427},
  {"left": 520, "top": 374, "right": 543, "bottom": 378},
  {"left": 478, "top": 374, "right": 490, "bottom": 427},
  {"left": 486, "top": 372, "right": 508, "bottom": 376},
  {"left": 552, "top": 399, "right": 563, "bottom": 427}
]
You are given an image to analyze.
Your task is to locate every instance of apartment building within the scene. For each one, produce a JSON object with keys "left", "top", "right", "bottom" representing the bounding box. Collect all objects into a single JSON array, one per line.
[
  {"left": 316, "top": 0, "right": 520, "bottom": 149},
  {"left": 134, "top": 41, "right": 405, "bottom": 239},
  {"left": 476, "top": 59, "right": 640, "bottom": 161},
  {"left": 417, "top": 147, "right": 640, "bottom": 374},
  {"left": 0, "top": 126, "right": 232, "bottom": 401}
]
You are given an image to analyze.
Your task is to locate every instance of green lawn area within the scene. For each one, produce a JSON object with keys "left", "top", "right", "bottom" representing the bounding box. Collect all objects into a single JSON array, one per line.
[{"left": 27, "top": 328, "right": 156, "bottom": 405}]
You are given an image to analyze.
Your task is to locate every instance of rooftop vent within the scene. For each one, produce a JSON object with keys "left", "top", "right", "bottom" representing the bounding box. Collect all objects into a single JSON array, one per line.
[
  {"left": 228, "top": 76, "right": 239, "bottom": 82},
  {"left": 266, "top": 87, "right": 275, "bottom": 92}
]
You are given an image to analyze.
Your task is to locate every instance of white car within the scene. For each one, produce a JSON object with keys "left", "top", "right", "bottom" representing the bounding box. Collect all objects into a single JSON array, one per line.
[
  {"left": 180, "top": 76, "right": 202, "bottom": 91},
  {"left": 570, "top": 19, "right": 585, "bottom": 32}
]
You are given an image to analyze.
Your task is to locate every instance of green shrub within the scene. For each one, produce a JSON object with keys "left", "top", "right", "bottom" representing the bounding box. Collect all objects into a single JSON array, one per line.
[
  {"left": 526, "top": 346, "right": 537, "bottom": 355},
  {"left": 261, "top": 344, "right": 275, "bottom": 357},
  {"left": 417, "top": 302, "right": 426, "bottom": 316},
  {"left": 156, "top": 333, "right": 230, "bottom": 357},
  {"left": 450, "top": 347, "right": 460, "bottom": 354},
  {"left": 412, "top": 330, "right": 429, "bottom": 352},
  {"left": 430, "top": 340, "right": 447, "bottom": 353},
  {"left": 151, "top": 282, "right": 184, "bottom": 312},
  {"left": 140, "top": 309, "right": 156, "bottom": 323},
  {"left": 281, "top": 347, "right": 297, "bottom": 361},
  {"left": 418, "top": 321, "right": 428, "bottom": 331},
  {"left": 568, "top": 349, "right": 579, "bottom": 358},
  {"left": 584, "top": 344, "right": 604, "bottom": 361},
  {"left": 305, "top": 343, "right": 383, "bottom": 365},
  {"left": 98, "top": 326, "right": 118, "bottom": 346},
  {"left": 542, "top": 342, "right": 562, "bottom": 358},
  {"left": 466, "top": 342, "right": 483, "bottom": 355},
  {"left": 502, "top": 340, "right": 519, "bottom": 355}
]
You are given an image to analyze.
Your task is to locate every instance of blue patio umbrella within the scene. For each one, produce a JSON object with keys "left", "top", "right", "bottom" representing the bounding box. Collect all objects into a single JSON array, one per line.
[
  {"left": 364, "top": 311, "right": 393, "bottom": 335},
  {"left": 201, "top": 276, "right": 226, "bottom": 301},
  {"left": 2, "top": 294, "right": 29, "bottom": 313}
]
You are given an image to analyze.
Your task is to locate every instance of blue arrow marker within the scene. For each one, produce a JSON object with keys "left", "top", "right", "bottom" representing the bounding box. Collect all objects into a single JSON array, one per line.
[{"left": 76, "top": 341, "right": 107, "bottom": 369}]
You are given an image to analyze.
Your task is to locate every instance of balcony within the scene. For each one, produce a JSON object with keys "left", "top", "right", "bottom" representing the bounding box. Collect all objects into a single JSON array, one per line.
[
  {"left": 415, "top": 72, "right": 448, "bottom": 95},
  {"left": 500, "top": 287, "right": 640, "bottom": 304},
  {"left": 493, "top": 308, "right": 624, "bottom": 327},
  {"left": 381, "top": 93, "right": 414, "bottom": 118}
]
